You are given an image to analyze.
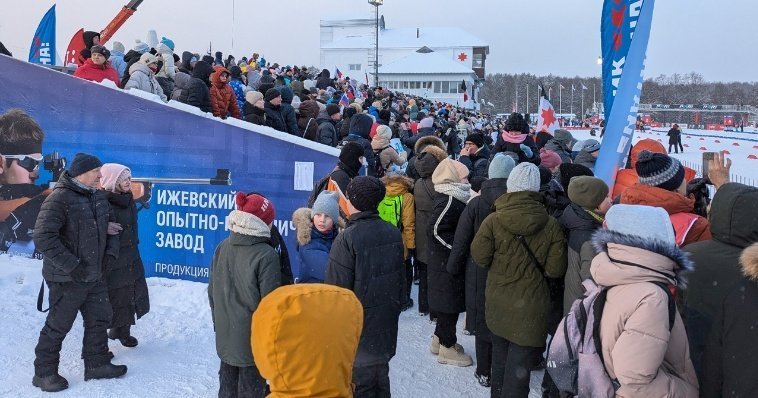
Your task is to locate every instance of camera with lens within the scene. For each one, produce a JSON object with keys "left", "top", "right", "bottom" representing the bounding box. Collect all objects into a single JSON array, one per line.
[{"left": 43, "top": 152, "right": 67, "bottom": 188}]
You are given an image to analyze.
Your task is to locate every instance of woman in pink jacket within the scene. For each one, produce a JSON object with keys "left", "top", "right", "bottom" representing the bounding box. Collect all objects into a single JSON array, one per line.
[{"left": 590, "top": 204, "right": 699, "bottom": 397}]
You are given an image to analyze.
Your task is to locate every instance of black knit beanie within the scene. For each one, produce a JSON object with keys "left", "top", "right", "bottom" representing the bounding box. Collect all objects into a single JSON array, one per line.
[
  {"left": 264, "top": 88, "right": 281, "bottom": 102},
  {"left": 635, "top": 150, "right": 685, "bottom": 191},
  {"left": 326, "top": 104, "right": 341, "bottom": 116},
  {"left": 339, "top": 142, "right": 364, "bottom": 172},
  {"left": 465, "top": 133, "right": 485, "bottom": 148},
  {"left": 346, "top": 176, "right": 386, "bottom": 211},
  {"left": 559, "top": 163, "right": 594, "bottom": 192},
  {"left": 504, "top": 112, "right": 528, "bottom": 133},
  {"left": 69, "top": 153, "right": 103, "bottom": 177}
]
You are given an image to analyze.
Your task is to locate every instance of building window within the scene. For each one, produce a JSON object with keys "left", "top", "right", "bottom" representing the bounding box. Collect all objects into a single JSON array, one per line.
[
  {"left": 473, "top": 54, "right": 484, "bottom": 68},
  {"left": 349, "top": 64, "right": 361, "bottom": 71},
  {"left": 403, "top": 81, "right": 409, "bottom": 89},
  {"left": 434, "top": 81, "right": 441, "bottom": 93},
  {"left": 441, "top": 81, "right": 449, "bottom": 93}
]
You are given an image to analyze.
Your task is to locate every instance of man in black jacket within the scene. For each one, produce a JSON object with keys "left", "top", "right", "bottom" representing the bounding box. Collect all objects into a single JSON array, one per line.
[
  {"left": 682, "top": 182, "right": 758, "bottom": 377},
  {"left": 263, "top": 88, "right": 287, "bottom": 133},
  {"left": 325, "top": 176, "right": 404, "bottom": 397},
  {"left": 341, "top": 113, "right": 376, "bottom": 176},
  {"left": 32, "top": 153, "right": 126, "bottom": 392}
]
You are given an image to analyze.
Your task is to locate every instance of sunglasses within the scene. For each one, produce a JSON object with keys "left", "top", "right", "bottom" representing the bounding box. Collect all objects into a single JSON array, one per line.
[{"left": 5, "top": 154, "right": 42, "bottom": 173}]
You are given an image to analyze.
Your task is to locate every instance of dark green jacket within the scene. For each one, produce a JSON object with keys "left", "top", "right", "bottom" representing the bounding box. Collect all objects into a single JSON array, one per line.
[
  {"left": 208, "top": 232, "right": 281, "bottom": 367},
  {"left": 471, "top": 191, "right": 567, "bottom": 347}
]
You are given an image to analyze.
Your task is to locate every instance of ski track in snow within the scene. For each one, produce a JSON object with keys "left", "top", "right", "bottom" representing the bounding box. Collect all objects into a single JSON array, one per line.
[{"left": 2, "top": 128, "right": 754, "bottom": 397}]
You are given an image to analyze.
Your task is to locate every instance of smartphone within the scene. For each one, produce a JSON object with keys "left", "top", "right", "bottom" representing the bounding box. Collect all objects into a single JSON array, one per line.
[{"left": 702, "top": 152, "right": 716, "bottom": 179}]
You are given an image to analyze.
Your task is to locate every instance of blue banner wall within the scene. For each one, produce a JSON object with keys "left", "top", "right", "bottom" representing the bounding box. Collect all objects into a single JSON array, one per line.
[
  {"left": 0, "top": 55, "right": 339, "bottom": 282},
  {"left": 601, "top": 0, "right": 644, "bottom": 121},
  {"left": 28, "top": 5, "right": 56, "bottom": 65},
  {"left": 595, "top": 0, "right": 655, "bottom": 187}
]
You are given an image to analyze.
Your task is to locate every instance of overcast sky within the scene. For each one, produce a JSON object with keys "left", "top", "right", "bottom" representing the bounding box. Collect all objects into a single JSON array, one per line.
[{"left": 2, "top": 0, "right": 755, "bottom": 82}]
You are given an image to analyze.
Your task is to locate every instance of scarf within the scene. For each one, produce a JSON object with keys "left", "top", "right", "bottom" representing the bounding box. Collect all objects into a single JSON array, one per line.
[
  {"left": 501, "top": 131, "right": 527, "bottom": 144},
  {"left": 434, "top": 182, "right": 471, "bottom": 204}
]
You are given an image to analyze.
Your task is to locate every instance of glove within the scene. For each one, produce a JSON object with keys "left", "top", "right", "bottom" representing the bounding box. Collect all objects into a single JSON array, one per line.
[
  {"left": 2, "top": 195, "right": 46, "bottom": 242},
  {"left": 519, "top": 144, "right": 534, "bottom": 158}
]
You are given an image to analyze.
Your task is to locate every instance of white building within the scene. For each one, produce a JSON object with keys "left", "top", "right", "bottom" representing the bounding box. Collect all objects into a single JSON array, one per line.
[
  {"left": 378, "top": 49, "right": 477, "bottom": 107},
  {"left": 320, "top": 17, "right": 489, "bottom": 108}
]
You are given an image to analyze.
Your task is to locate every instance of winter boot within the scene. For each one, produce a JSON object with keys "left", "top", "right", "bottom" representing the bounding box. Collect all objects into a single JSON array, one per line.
[
  {"left": 109, "top": 326, "right": 138, "bottom": 348},
  {"left": 84, "top": 362, "right": 128, "bottom": 381},
  {"left": 474, "top": 370, "right": 491, "bottom": 387},
  {"left": 430, "top": 335, "right": 464, "bottom": 356},
  {"left": 437, "top": 344, "right": 473, "bottom": 367},
  {"left": 32, "top": 373, "right": 69, "bottom": 392}
]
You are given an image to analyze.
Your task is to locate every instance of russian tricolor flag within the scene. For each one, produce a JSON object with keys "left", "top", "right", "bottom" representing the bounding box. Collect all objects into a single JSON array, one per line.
[
  {"left": 335, "top": 67, "right": 343, "bottom": 79},
  {"left": 339, "top": 93, "right": 350, "bottom": 108}
]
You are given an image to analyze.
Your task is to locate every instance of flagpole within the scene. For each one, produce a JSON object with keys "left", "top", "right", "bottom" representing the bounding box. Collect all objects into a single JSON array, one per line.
[
  {"left": 593, "top": 83, "right": 596, "bottom": 114},
  {"left": 526, "top": 84, "right": 529, "bottom": 114},
  {"left": 559, "top": 85, "right": 562, "bottom": 116},
  {"left": 581, "top": 88, "right": 585, "bottom": 123},
  {"left": 570, "top": 85, "right": 574, "bottom": 121}
]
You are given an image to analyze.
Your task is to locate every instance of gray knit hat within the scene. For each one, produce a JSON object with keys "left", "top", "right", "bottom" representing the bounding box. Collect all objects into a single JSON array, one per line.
[
  {"left": 506, "top": 162, "right": 540, "bottom": 193},
  {"left": 488, "top": 153, "right": 516, "bottom": 179},
  {"left": 311, "top": 191, "right": 339, "bottom": 222},
  {"left": 554, "top": 129, "right": 574, "bottom": 148}
]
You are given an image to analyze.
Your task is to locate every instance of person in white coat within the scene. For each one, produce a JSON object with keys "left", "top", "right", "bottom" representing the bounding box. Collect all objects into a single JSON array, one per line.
[{"left": 124, "top": 53, "right": 167, "bottom": 102}]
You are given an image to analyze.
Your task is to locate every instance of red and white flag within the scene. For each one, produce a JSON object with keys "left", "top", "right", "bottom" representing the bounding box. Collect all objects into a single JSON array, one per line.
[{"left": 536, "top": 86, "right": 559, "bottom": 134}]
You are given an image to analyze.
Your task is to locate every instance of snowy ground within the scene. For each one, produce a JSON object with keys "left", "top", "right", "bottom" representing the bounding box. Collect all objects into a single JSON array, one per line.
[
  {"left": 571, "top": 127, "right": 758, "bottom": 184},
  {"left": 0, "top": 255, "right": 542, "bottom": 398}
]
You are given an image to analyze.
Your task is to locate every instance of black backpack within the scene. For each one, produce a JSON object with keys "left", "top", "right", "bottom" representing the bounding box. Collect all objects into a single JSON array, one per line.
[{"left": 372, "top": 146, "right": 390, "bottom": 178}]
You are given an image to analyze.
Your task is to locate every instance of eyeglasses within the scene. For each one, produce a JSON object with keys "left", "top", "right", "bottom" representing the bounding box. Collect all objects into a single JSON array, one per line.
[{"left": 5, "top": 154, "right": 43, "bottom": 173}]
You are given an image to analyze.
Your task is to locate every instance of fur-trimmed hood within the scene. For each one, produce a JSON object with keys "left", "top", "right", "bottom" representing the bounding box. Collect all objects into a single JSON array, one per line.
[
  {"left": 292, "top": 207, "right": 344, "bottom": 246},
  {"left": 414, "top": 135, "right": 446, "bottom": 155},
  {"left": 741, "top": 243, "right": 758, "bottom": 281},
  {"left": 382, "top": 173, "right": 413, "bottom": 196},
  {"left": 591, "top": 229, "right": 693, "bottom": 288}
]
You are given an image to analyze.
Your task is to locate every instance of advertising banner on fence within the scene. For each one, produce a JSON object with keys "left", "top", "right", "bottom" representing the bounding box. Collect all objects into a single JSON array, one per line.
[
  {"left": 595, "top": 0, "right": 656, "bottom": 188},
  {"left": 28, "top": 5, "right": 56, "bottom": 65},
  {"left": 0, "top": 55, "right": 339, "bottom": 282}
]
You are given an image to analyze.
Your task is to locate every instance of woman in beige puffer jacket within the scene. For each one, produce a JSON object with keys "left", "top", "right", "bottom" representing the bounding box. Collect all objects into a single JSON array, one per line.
[
  {"left": 371, "top": 125, "right": 407, "bottom": 173},
  {"left": 590, "top": 204, "right": 699, "bottom": 397}
]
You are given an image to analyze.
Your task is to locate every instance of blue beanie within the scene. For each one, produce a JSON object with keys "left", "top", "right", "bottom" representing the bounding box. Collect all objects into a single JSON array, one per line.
[
  {"left": 160, "top": 37, "right": 175, "bottom": 51},
  {"left": 133, "top": 39, "right": 149, "bottom": 54}
]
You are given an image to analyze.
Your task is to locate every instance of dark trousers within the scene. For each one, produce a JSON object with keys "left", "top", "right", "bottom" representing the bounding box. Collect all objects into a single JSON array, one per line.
[
  {"left": 416, "top": 261, "right": 429, "bottom": 313},
  {"left": 34, "top": 280, "right": 113, "bottom": 376},
  {"left": 353, "top": 363, "right": 390, "bottom": 398},
  {"left": 404, "top": 258, "right": 413, "bottom": 305},
  {"left": 669, "top": 142, "right": 683, "bottom": 153},
  {"left": 475, "top": 332, "right": 493, "bottom": 377},
  {"left": 490, "top": 335, "right": 542, "bottom": 398},
  {"left": 218, "top": 361, "right": 266, "bottom": 398},
  {"left": 434, "top": 312, "right": 459, "bottom": 348}
]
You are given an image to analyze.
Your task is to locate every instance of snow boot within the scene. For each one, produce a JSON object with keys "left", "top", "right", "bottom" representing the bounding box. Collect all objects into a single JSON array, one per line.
[
  {"left": 437, "top": 344, "right": 473, "bottom": 367},
  {"left": 84, "top": 362, "right": 127, "bottom": 381},
  {"left": 430, "top": 335, "right": 465, "bottom": 356},
  {"left": 32, "top": 374, "right": 69, "bottom": 392},
  {"left": 474, "top": 370, "right": 491, "bottom": 387},
  {"left": 109, "top": 326, "right": 138, "bottom": 348}
]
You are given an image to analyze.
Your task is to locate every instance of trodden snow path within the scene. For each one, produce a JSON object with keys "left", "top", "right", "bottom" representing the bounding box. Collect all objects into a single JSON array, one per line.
[{"left": 0, "top": 255, "right": 543, "bottom": 397}]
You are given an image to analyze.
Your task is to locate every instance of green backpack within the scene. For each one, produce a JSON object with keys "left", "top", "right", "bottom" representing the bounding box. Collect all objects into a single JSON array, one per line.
[{"left": 377, "top": 195, "right": 403, "bottom": 228}]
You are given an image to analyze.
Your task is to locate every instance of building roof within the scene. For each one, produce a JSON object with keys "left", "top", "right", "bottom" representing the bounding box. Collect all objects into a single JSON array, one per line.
[
  {"left": 322, "top": 26, "right": 489, "bottom": 52},
  {"left": 379, "top": 51, "right": 475, "bottom": 75}
]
